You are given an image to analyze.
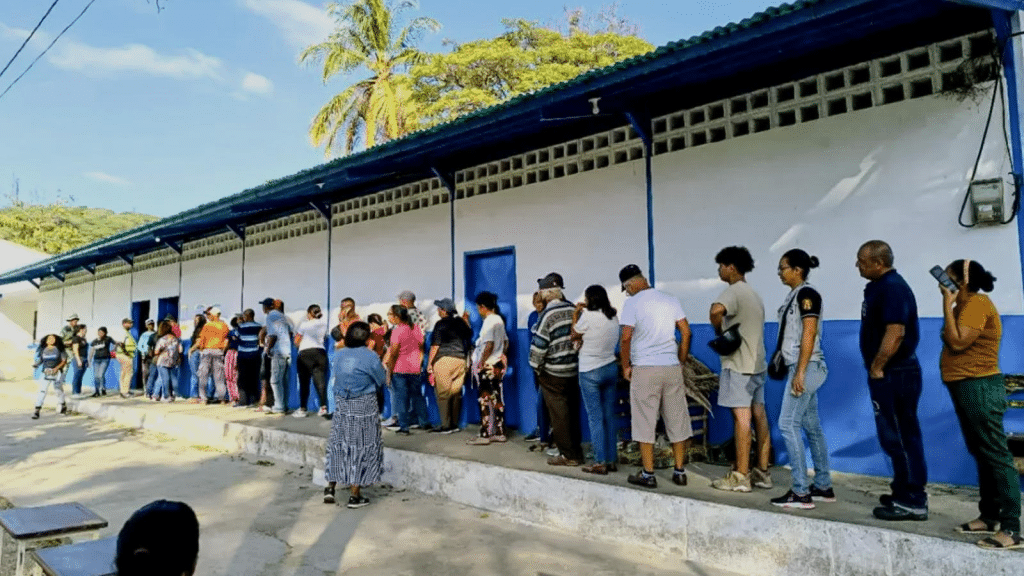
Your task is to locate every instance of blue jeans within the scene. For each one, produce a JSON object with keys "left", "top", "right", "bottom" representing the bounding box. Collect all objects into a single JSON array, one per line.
[
  {"left": 392, "top": 373, "right": 429, "bottom": 431},
  {"left": 579, "top": 362, "right": 619, "bottom": 464},
  {"left": 71, "top": 360, "right": 88, "bottom": 395},
  {"left": 269, "top": 355, "right": 290, "bottom": 412},
  {"left": 868, "top": 359, "right": 928, "bottom": 510},
  {"left": 92, "top": 359, "right": 110, "bottom": 391},
  {"left": 145, "top": 361, "right": 159, "bottom": 396},
  {"left": 156, "top": 365, "right": 178, "bottom": 399},
  {"left": 779, "top": 360, "right": 832, "bottom": 495}
]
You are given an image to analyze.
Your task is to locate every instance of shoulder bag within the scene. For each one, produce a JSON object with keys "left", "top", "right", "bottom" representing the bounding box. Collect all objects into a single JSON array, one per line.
[{"left": 767, "top": 292, "right": 799, "bottom": 380}]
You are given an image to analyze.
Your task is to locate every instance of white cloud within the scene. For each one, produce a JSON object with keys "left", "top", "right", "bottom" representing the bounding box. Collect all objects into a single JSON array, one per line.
[
  {"left": 241, "top": 72, "right": 273, "bottom": 94},
  {"left": 84, "top": 172, "right": 132, "bottom": 186},
  {"left": 48, "top": 42, "right": 224, "bottom": 80},
  {"left": 238, "top": 0, "right": 335, "bottom": 50}
]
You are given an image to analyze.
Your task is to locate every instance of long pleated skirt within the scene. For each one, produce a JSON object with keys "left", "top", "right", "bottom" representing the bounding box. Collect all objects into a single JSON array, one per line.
[{"left": 324, "top": 393, "right": 383, "bottom": 486}]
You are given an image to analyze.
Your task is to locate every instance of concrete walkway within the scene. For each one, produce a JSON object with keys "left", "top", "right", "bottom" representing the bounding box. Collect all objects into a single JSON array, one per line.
[{"left": 7, "top": 379, "right": 1023, "bottom": 575}]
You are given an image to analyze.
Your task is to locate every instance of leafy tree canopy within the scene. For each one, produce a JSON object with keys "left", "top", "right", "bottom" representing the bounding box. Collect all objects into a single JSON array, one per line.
[
  {"left": 0, "top": 197, "right": 156, "bottom": 255},
  {"left": 409, "top": 18, "right": 653, "bottom": 128}
]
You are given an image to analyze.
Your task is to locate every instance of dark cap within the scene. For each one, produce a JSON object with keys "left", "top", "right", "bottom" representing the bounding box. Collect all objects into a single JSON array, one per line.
[
  {"left": 258, "top": 298, "right": 275, "bottom": 306},
  {"left": 122, "top": 317, "right": 133, "bottom": 324},
  {"left": 619, "top": 264, "right": 643, "bottom": 291},
  {"left": 433, "top": 298, "right": 458, "bottom": 315},
  {"left": 163, "top": 314, "right": 177, "bottom": 322},
  {"left": 537, "top": 272, "right": 564, "bottom": 290}
]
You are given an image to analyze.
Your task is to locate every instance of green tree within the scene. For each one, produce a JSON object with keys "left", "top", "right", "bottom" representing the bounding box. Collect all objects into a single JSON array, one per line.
[
  {"left": 409, "top": 19, "right": 653, "bottom": 128},
  {"left": 301, "top": 0, "right": 440, "bottom": 157}
]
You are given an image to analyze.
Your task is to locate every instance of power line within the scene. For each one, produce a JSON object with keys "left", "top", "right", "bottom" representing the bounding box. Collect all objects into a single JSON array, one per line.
[
  {"left": 0, "top": 0, "right": 97, "bottom": 103},
  {"left": 0, "top": 0, "right": 62, "bottom": 80}
]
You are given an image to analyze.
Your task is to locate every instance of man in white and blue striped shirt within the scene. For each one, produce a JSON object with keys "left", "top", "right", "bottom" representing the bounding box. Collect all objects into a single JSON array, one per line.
[{"left": 236, "top": 309, "right": 263, "bottom": 406}]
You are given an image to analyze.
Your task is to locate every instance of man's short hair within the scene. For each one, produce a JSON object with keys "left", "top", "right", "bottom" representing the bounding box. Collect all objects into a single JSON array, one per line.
[
  {"left": 539, "top": 287, "right": 563, "bottom": 303},
  {"left": 344, "top": 321, "right": 371, "bottom": 348},
  {"left": 859, "top": 240, "right": 894, "bottom": 268},
  {"left": 715, "top": 246, "right": 755, "bottom": 274}
]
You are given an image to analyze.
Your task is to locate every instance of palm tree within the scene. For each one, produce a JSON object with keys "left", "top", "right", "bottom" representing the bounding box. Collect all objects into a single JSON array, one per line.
[{"left": 301, "top": 0, "right": 439, "bottom": 157}]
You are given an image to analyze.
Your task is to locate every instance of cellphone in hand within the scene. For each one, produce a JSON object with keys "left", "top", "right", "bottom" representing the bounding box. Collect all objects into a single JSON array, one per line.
[{"left": 930, "top": 265, "right": 958, "bottom": 291}]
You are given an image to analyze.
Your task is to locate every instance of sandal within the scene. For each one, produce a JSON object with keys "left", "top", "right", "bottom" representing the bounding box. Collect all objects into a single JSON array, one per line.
[
  {"left": 547, "top": 456, "right": 581, "bottom": 466},
  {"left": 582, "top": 463, "right": 608, "bottom": 475},
  {"left": 957, "top": 519, "right": 1000, "bottom": 534},
  {"left": 467, "top": 437, "right": 491, "bottom": 446},
  {"left": 977, "top": 531, "right": 1023, "bottom": 549}
]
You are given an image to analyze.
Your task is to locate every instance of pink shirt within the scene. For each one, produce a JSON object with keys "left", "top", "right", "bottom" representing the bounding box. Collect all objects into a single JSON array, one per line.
[{"left": 391, "top": 324, "right": 424, "bottom": 374}]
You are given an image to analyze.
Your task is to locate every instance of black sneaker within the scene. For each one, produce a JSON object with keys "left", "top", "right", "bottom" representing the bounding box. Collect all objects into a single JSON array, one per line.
[
  {"left": 439, "top": 427, "right": 460, "bottom": 435},
  {"left": 810, "top": 486, "right": 837, "bottom": 502},
  {"left": 627, "top": 470, "right": 658, "bottom": 489},
  {"left": 31, "top": 409, "right": 40, "bottom": 420},
  {"left": 323, "top": 487, "right": 335, "bottom": 504},
  {"left": 347, "top": 495, "right": 370, "bottom": 509},
  {"left": 420, "top": 424, "right": 434, "bottom": 432},
  {"left": 878, "top": 494, "right": 893, "bottom": 507},
  {"left": 59, "top": 404, "right": 68, "bottom": 415},
  {"left": 873, "top": 504, "right": 928, "bottom": 521},
  {"left": 91, "top": 391, "right": 101, "bottom": 398},
  {"left": 771, "top": 490, "right": 815, "bottom": 509}
]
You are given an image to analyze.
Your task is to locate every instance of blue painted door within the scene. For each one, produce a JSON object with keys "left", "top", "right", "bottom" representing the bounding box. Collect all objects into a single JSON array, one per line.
[
  {"left": 157, "top": 297, "right": 179, "bottom": 323},
  {"left": 130, "top": 300, "right": 150, "bottom": 390},
  {"left": 464, "top": 247, "right": 520, "bottom": 428}
]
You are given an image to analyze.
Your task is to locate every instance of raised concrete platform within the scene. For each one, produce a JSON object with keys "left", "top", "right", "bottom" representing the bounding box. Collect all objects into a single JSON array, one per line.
[{"left": 8, "top": 380, "right": 1022, "bottom": 576}]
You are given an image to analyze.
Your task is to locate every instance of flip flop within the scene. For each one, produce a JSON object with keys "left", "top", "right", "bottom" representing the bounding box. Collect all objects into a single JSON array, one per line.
[
  {"left": 977, "top": 532, "right": 1023, "bottom": 550},
  {"left": 956, "top": 519, "right": 1000, "bottom": 534}
]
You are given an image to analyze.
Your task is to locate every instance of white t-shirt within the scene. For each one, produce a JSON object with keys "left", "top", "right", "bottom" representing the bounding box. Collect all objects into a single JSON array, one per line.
[
  {"left": 619, "top": 288, "right": 686, "bottom": 367},
  {"left": 575, "top": 310, "right": 619, "bottom": 373},
  {"left": 473, "top": 314, "right": 507, "bottom": 366},
  {"left": 296, "top": 317, "right": 328, "bottom": 351}
]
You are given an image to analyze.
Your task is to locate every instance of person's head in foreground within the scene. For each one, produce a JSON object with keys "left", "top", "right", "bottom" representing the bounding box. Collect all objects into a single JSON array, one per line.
[{"left": 116, "top": 500, "right": 199, "bottom": 576}]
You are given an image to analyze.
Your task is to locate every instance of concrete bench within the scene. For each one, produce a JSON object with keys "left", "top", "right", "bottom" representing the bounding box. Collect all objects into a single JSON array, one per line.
[
  {"left": 28, "top": 537, "right": 116, "bottom": 576},
  {"left": 0, "top": 503, "right": 107, "bottom": 576}
]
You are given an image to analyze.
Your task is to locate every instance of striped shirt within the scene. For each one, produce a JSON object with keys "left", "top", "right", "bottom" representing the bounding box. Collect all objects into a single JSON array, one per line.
[
  {"left": 529, "top": 300, "right": 579, "bottom": 377},
  {"left": 236, "top": 321, "right": 262, "bottom": 358}
]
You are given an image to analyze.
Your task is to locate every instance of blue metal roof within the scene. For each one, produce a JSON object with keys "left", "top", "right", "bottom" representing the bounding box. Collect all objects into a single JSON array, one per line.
[{"left": 0, "top": 0, "right": 1008, "bottom": 286}]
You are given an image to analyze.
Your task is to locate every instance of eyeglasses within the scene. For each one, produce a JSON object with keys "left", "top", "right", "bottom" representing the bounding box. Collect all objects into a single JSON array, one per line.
[{"left": 777, "top": 266, "right": 792, "bottom": 272}]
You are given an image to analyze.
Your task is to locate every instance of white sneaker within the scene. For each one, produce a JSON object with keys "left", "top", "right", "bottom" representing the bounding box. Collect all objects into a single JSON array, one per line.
[
  {"left": 381, "top": 416, "right": 397, "bottom": 426},
  {"left": 545, "top": 447, "right": 560, "bottom": 457},
  {"left": 292, "top": 409, "right": 308, "bottom": 418}
]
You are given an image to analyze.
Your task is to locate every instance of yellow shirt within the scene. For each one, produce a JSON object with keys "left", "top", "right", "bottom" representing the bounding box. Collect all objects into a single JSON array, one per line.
[
  {"left": 940, "top": 293, "right": 1001, "bottom": 382},
  {"left": 196, "top": 319, "right": 230, "bottom": 350}
]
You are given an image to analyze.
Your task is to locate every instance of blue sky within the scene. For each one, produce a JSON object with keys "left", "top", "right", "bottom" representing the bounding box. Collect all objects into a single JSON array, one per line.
[{"left": 0, "top": 0, "right": 771, "bottom": 217}]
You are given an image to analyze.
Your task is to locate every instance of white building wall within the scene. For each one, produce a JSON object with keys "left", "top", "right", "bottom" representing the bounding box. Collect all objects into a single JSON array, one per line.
[
  {"left": 329, "top": 206, "right": 450, "bottom": 322},
  {"left": 244, "top": 232, "right": 331, "bottom": 324},
  {"left": 652, "top": 92, "right": 1024, "bottom": 321},
  {"left": 92, "top": 275, "right": 132, "bottom": 334},
  {"left": 454, "top": 164, "right": 648, "bottom": 328},
  {"left": 181, "top": 251, "right": 243, "bottom": 331},
  {"left": 36, "top": 289, "right": 62, "bottom": 338},
  {"left": 132, "top": 263, "right": 181, "bottom": 320},
  {"left": 62, "top": 281, "right": 94, "bottom": 336}
]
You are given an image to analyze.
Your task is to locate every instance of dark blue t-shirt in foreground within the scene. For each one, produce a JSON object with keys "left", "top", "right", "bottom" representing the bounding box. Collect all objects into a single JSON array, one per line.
[{"left": 860, "top": 269, "right": 920, "bottom": 369}]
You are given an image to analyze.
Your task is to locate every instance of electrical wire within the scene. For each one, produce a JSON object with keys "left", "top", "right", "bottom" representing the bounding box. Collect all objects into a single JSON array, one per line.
[
  {"left": 957, "top": 30, "right": 1024, "bottom": 227},
  {"left": 0, "top": 0, "right": 62, "bottom": 80},
  {"left": 0, "top": 0, "right": 97, "bottom": 103}
]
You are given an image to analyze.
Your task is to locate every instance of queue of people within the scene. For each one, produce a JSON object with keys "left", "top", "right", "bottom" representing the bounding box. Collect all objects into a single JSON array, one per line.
[{"left": 29, "top": 241, "right": 1022, "bottom": 547}]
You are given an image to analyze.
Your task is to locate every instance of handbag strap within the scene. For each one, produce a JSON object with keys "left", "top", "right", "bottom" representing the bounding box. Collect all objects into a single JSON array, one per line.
[{"left": 774, "top": 291, "right": 800, "bottom": 354}]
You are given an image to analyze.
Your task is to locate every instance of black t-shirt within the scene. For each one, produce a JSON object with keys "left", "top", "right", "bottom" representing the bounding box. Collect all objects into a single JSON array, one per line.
[
  {"left": 860, "top": 270, "right": 920, "bottom": 369},
  {"left": 431, "top": 317, "right": 472, "bottom": 362},
  {"left": 71, "top": 335, "right": 89, "bottom": 359},
  {"left": 91, "top": 336, "right": 114, "bottom": 360}
]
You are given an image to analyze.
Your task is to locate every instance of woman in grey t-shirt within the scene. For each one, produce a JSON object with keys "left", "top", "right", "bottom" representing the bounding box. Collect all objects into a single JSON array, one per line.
[
  {"left": 769, "top": 249, "right": 835, "bottom": 510},
  {"left": 32, "top": 334, "right": 69, "bottom": 420}
]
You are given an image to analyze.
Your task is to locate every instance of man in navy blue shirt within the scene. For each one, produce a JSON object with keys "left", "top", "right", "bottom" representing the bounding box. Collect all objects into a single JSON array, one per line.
[{"left": 857, "top": 240, "right": 928, "bottom": 521}]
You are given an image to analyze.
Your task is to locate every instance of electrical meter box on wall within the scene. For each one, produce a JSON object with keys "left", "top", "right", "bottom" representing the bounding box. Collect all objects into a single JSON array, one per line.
[{"left": 969, "top": 178, "right": 1005, "bottom": 225}]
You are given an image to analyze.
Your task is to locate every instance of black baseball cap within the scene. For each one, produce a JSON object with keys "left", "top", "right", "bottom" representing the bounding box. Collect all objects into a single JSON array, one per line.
[
  {"left": 537, "top": 272, "right": 564, "bottom": 289},
  {"left": 258, "top": 298, "right": 275, "bottom": 306},
  {"left": 619, "top": 264, "right": 643, "bottom": 291}
]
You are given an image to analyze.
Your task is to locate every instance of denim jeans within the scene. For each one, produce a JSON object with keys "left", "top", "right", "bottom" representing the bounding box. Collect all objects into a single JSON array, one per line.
[
  {"left": 868, "top": 358, "right": 928, "bottom": 510},
  {"left": 392, "top": 373, "right": 429, "bottom": 431},
  {"left": 92, "top": 359, "right": 110, "bottom": 391},
  {"left": 779, "top": 360, "right": 832, "bottom": 495},
  {"left": 269, "top": 355, "right": 290, "bottom": 412},
  {"left": 156, "top": 365, "right": 179, "bottom": 399},
  {"left": 145, "top": 361, "right": 159, "bottom": 396},
  {"left": 579, "top": 362, "right": 619, "bottom": 464},
  {"left": 71, "top": 359, "right": 88, "bottom": 395}
]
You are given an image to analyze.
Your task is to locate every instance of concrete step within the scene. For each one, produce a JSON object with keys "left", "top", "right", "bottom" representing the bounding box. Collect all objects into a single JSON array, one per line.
[{"left": 10, "top": 383, "right": 1023, "bottom": 576}]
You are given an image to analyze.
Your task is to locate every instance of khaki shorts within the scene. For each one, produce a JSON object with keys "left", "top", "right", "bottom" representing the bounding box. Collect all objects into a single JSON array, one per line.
[
  {"left": 630, "top": 365, "right": 692, "bottom": 444},
  {"left": 718, "top": 368, "right": 766, "bottom": 408}
]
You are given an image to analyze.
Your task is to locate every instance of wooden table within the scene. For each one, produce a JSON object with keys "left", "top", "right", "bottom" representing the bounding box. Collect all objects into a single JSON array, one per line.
[
  {"left": 0, "top": 503, "right": 107, "bottom": 576},
  {"left": 28, "top": 537, "right": 116, "bottom": 576}
]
